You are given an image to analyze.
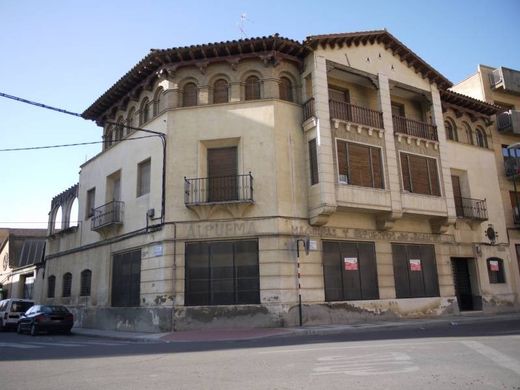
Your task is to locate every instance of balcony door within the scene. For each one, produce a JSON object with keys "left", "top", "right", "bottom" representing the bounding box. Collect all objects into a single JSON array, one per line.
[
  {"left": 452, "top": 175, "right": 464, "bottom": 217},
  {"left": 208, "top": 147, "right": 238, "bottom": 202}
]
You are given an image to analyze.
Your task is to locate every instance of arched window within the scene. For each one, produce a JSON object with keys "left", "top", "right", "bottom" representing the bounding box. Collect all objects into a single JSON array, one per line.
[
  {"left": 62, "top": 273, "right": 72, "bottom": 297},
  {"left": 54, "top": 206, "right": 62, "bottom": 232},
  {"left": 463, "top": 122, "right": 473, "bottom": 145},
  {"left": 153, "top": 87, "right": 164, "bottom": 116},
  {"left": 183, "top": 82, "right": 198, "bottom": 107},
  {"left": 140, "top": 98, "right": 150, "bottom": 125},
  {"left": 80, "top": 269, "right": 92, "bottom": 297},
  {"left": 245, "top": 75, "right": 261, "bottom": 100},
  {"left": 476, "top": 127, "right": 488, "bottom": 148},
  {"left": 444, "top": 119, "right": 458, "bottom": 141},
  {"left": 47, "top": 275, "right": 56, "bottom": 298},
  {"left": 279, "top": 77, "right": 293, "bottom": 102},
  {"left": 487, "top": 258, "right": 506, "bottom": 283},
  {"left": 213, "top": 79, "right": 229, "bottom": 104},
  {"left": 105, "top": 125, "right": 114, "bottom": 148}
]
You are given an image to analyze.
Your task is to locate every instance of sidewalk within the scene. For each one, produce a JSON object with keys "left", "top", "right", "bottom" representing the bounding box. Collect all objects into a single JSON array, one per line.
[{"left": 72, "top": 311, "right": 520, "bottom": 343}]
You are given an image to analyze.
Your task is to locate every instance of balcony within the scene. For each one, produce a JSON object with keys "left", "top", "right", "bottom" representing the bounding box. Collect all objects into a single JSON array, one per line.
[
  {"left": 392, "top": 115, "right": 438, "bottom": 141},
  {"left": 91, "top": 201, "right": 124, "bottom": 231},
  {"left": 329, "top": 100, "right": 384, "bottom": 129},
  {"left": 513, "top": 208, "right": 520, "bottom": 225},
  {"left": 454, "top": 197, "right": 488, "bottom": 221},
  {"left": 302, "top": 97, "right": 315, "bottom": 122},
  {"left": 497, "top": 110, "right": 520, "bottom": 134},
  {"left": 184, "top": 173, "right": 254, "bottom": 205}
]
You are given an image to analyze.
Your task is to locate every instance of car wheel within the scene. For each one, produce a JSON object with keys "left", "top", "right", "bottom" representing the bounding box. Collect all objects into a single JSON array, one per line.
[
  {"left": 64, "top": 328, "right": 72, "bottom": 335},
  {"left": 0, "top": 320, "right": 4, "bottom": 332},
  {"left": 17, "top": 323, "right": 23, "bottom": 334},
  {"left": 30, "top": 323, "right": 38, "bottom": 337}
]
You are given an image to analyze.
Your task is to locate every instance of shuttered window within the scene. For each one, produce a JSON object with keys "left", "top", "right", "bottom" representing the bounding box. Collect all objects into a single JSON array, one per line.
[
  {"left": 185, "top": 240, "right": 260, "bottom": 306},
  {"left": 208, "top": 147, "right": 238, "bottom": 202},
  {"left": 487, "top": 258, "right": 506, "bottom": 284},
  {"left": 337, "top": 140, "right": 384, "bottom": 188},
  {"left": 322, "top": 241, "right": 379, "bottom": 301},
  {"left": 80, "top": 269, "right": 92, "bottom": 296},
  {"left": 328, "top": 87, "right": 349, "bottom": 103},
  {"left": 309, "top": 139, "right": 319, "bottom": 185},
  {"left": 62, "top": 273, "right": 72, "bottom": 297},
  {"left": 400, "top": 153, "right": 441, "bottom": 196},
  {"left": 183, "top": 82, "right": 198, "bottom": 107},
  {"left": 279, "top": 77, "right": 293, "bottom": 102},
  {"left": 392, "top": 244, "right": 439, "bottom": 298},
  {"left": 213, "top": 79, "right": 229, "bottom": 104},
  {"left": 112, "top": 249, "right": 141, "bottom": 307},
  {"left": 47, "top": 275, "right": 55, "bottom": 298},
  {"left": 137, "top": 158, "right": 151, "bottom": 197},
  {"left": 245, "top": 76, "right": 261, "bottom": 100}
]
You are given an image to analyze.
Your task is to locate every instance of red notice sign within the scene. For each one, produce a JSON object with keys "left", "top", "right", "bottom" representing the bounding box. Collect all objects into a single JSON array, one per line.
[
  {"left": 344, "top": 257, "right": 358, "bottom": 271},
  {"left": 489, "top": 260, "right": 499, "bottom": 272},
  {"left": 409, "top": 259, "right": 422, "bottom": 272}
]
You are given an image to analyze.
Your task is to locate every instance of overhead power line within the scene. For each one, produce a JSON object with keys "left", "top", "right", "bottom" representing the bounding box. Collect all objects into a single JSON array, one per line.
[{"left": 0, "top": 91, "right": 82, "bottom": 117}]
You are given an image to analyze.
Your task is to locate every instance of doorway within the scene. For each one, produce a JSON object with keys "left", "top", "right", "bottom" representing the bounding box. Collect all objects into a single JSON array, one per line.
[{"left": 451, "top": 258, "right": 481, "bottom": 311}]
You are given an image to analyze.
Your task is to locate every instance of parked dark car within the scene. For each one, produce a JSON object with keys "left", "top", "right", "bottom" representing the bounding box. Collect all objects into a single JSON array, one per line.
[{"left": 17, "top": 305, "right": 73, "bottom": 336}]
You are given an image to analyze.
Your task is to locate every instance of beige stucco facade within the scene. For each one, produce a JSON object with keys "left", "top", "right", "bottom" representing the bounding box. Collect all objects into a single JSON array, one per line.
[{"left": 41, "top": 33, "right": 516, "bottom": 332}]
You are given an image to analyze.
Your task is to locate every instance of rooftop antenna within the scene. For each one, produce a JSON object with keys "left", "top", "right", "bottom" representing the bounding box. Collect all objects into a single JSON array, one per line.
[{"left": 237, "top": 12, "right": 252, "bottom": 38}]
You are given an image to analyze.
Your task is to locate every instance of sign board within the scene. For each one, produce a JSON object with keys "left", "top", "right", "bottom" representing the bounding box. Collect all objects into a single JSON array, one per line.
[
  {"left": 308, "top": 240, "right": 318, "bottom": 251},
  {"left": 409, "top": 259, "right": 422, "bottom": 272},
  {"left": 344, "top": 257, "right": 358, "bottom": 271},
  {"left": 152, "top": 244, "right": 164, "bottom": 257},
  {"left": 489, "top": 260, "right": 499, "bottom": 272}
]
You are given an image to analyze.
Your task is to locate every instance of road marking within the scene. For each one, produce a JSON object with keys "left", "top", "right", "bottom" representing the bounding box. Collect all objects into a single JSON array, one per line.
[
  {"left": 312, "top": 352, "right": 418, "bottom": 376},
  {"left": 29, "top": 341, "right": 85, "bottom": 347},
  {"left": 461, "top": 340, "right": 520, "bottom": 376},
  {"left": 0, "top": 342, "right": 40, "bottom": 349},
  {"left": 258, "top": 340, "right": 455, "bottom": 354},
  {"left": 76, "top": 341, "right": 130, "bottom": 346}
]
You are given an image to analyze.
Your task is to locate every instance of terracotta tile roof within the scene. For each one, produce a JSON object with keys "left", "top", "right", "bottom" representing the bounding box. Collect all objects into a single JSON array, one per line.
[{"left": 441, "top": 89, "right": 503, "bottom": 116}]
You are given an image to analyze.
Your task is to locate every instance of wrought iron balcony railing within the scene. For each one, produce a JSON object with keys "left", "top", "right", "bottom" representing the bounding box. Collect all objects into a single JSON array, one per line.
[
  {"left": 184, "top": 173, "right": 254, "bottom": 205},
  {"left": 302, "top": 97, "right": 315, "bottom": 122},
  {"left": 329, "top": 100, "right": 384, "bottom": 129},
  {"left": 454, "top": 197, "right": 488, "bottom": 221},
  {"left": 392, "top": 114, "right": 438, "bottom": 141},
  {"left": 91, "top": 201, "right": 124, "bottom": 231}
]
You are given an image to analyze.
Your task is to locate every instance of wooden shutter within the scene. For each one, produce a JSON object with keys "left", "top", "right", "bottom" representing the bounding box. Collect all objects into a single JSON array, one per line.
[
  {"left": 427, "top": 158, "right": 441, "bottom": 196},
  {"left": 400, "top": 154, "right": 411, "bottom": 191},
  {"left": 309, "top": 139, "right": 319, "bottom": 185},
  {"left": 185, "top": 242, "right": 210, "bottom": 306},
  {"left": 328, "top": 87, "right": 349, "bottom": 103},
  {"left": 392, "top": 244, "right": 411, "bottom": 298},
  {"left": 409, "top": 155, "right": 430, "bottom": 194},
  {"left": 371, "top": 147, "right": 384, "bottom": 189},
  {"left": 421, "top": 245, "right": 440, "bottom": 296},
  {"left": 213, "top": 79, "right": 229, "bottom": 104},
  {"left": 358, "top": 242, "right": 379, "bottom": 300},
  {"left": 322, "top": 241, "right": 343, "bottom": 302},
  {"left": 347, "top": 143, "right": 372, "bottom": 187},
  {"left": 452, "top": 176, "right": 464, "bottom": 216},
  {"left": 112, "top": 249, "right": 141, "bottom": 307},
  {"left": 279, "top": 77, "right": 293, "bottom": 102},
  {"left": 208, "top": 147, "right": 238, "bottom": 202},
  {"left": 183, "top": 83, "right": 198, "bottom": 107},
  {"left": 245, "top": 76, "right": 260, "bottom": 100}
]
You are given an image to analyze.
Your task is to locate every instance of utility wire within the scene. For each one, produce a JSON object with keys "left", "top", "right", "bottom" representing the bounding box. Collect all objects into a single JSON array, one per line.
[{"left": 0, "top": 91, "right": 82, "bottom": 118}]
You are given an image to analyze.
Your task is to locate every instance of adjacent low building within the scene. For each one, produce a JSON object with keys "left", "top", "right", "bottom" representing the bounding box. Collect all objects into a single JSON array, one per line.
[{"left": 41, "top": 31, "right": 513, "bottom": 332}]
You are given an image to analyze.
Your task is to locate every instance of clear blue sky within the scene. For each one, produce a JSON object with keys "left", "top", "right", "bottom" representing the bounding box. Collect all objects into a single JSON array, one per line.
[{"left": 1, "top": 0, "right": 519, "bottom": 228}]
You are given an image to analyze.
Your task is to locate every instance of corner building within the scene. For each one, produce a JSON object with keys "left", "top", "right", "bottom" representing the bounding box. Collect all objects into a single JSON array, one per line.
[{"left": 43, "top": 31, "right": 512, "bottom": 332}]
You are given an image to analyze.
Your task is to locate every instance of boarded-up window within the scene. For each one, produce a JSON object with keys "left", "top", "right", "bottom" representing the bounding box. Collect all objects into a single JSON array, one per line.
[
  {"left": 213, "top": 79, "right": 229, "bottom": 104},
  {"left": 245, "top": 76, "right": 261, "bottom": 100},
  {"left": 328, "top": 87, "right": 349, "bottom": 103},
  {"left": 185, "top": 240, "right": 260, "bottom": 306},
  {"left": 47, "top": 275, "right": 55, "bottom": 298},
  {"left": 337, "top": 140, "right": 384, "bottom": 188},
  {"left": 487, "top": 258, "right": 506, "bottom": 284},
  {"left": 80, "top": 269, "right": 92, "bottom": 296},
  {"left": 112, "top": 249, "right": 141, "bottom": 307},
  {"left": 137, "top": 158, "right": 151, "bottom": 197},
  {"left": 392, "top": 244, "right": 439, "bottom": 298},
  {"left": 279, "top": 77, "right": 293, "bottom": 102},
  {"left": 207, "top": 147, "right": 238, "bottom": 202},
  {"left": 309, "top": 139, "right": 319, "bottom": 185},
  {"left": 322, "top": 241, "right": 379, "bottom": 301},
  {"left": 183, "top": 82, "right": 198, "bottom": 107},
  {"left": 400, "top": 153, "right": 441, "bottom": 196},
  {"left": 62, "top": 273, "right": 72, "bottom": 297}
]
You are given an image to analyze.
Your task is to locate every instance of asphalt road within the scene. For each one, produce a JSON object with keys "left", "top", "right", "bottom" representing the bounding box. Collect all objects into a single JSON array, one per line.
[{"left": 1, "top": 318, "right": 520, "bottom": 390}]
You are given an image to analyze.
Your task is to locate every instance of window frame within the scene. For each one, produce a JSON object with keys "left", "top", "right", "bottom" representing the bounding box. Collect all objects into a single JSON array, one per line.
[
  {"left": 137, "top": 158, "right": 151, "bottom": 197},
  {"left": 309, "top": 138, "right": 319, "bottom": 185},
  {"left": 86, "top": 188, "right": 96, "bottom": 218},
  {"left": 213, "top": 79, "right": 229, "bottom": 104},
  {"left": 279, "top": 76, "right": 294, "bottom": 102},
  {"left": 336, "top": 139, "right": 385, "bottom": 189},
  {"left": 444, "top": 118, "right": 458, "bottom": 142},
  {"left": 182, "top": 82, "right": 198, "bottom": 107},
  {"left": 487, "top": 258, "right": 506, "bottom": 284},
  {"left": 47, "top": 275, "right": 56, "bottom": 298},
  {"left": 245, "top": 75, "right": 261, "bottom": 100},
  {"left": 399, "top": 152, "right": 441, "bottom": 196},
  {"left": 80, "top": 269, "right": 92, "bottom": 297}
]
